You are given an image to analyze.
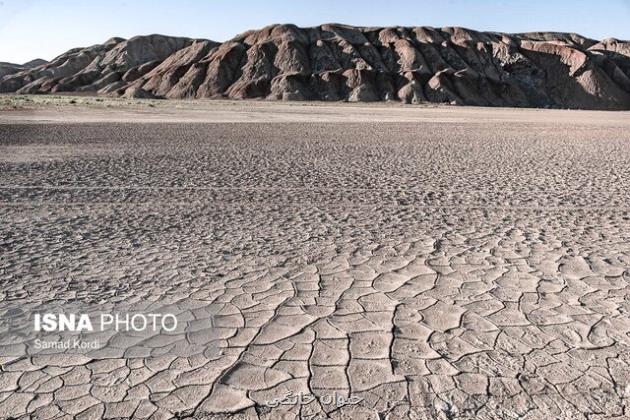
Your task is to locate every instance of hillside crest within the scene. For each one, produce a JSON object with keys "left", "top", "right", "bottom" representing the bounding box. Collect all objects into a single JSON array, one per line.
[{"left": 2, "top": 25, "right": 630, "bottom": 109}]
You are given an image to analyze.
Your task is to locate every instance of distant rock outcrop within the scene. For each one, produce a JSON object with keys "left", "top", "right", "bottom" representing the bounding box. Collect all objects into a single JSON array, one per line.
[
  {"left": 0, "top": 58, "right": 48, "bottom": 79},
  {"left": 2, "top": 25, "right": 630, "bottom": 109},
  {"left": 0, "top": 35, "right": 199, "bottom": 95},
  {"left": 0, "top": 63, "right": 23, "bottom": 79},
  {"left": 22, "top": 59, "right": 48, "bottom": 68}
]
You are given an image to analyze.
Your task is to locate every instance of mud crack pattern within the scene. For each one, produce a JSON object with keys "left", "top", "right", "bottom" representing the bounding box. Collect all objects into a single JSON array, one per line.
[{"left": 1, "top": 121, "right": 630, "bottom": 419}]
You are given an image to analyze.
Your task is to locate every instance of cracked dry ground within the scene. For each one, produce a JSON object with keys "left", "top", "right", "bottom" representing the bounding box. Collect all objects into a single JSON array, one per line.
[{"left": 1, "top": 120, "right": 630, "bottom": 420}]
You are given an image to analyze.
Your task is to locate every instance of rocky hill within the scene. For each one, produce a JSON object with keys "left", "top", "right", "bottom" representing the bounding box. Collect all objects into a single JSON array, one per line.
[
  {"left": 0, "top": 58, "right": 47, "bottom": 79},
  {"left": 2, "top": 25, "right": 630, "bottom": 109}
]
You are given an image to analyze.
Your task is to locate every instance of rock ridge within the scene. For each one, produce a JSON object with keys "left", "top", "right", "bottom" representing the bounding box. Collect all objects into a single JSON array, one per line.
[{"left": 2, "top": 25, "right": 630, "bottom": 109}]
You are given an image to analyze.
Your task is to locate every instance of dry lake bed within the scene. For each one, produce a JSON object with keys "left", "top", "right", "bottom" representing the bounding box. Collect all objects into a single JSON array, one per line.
[{"left": 1, "top": 97, "right": 630, "bottom": 419}]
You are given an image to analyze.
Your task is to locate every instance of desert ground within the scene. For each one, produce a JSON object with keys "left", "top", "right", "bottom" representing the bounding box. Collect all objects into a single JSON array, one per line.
[{"left": 1, "top": 96, "right": 630, "bottom": 419}]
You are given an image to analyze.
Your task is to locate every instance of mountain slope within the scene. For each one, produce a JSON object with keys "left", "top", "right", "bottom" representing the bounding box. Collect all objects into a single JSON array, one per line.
[
  {"left": 0, "top": 35, "right": 202, "bottom": 96},
  {"left": 2, "top": 25, "right": 630, "bottom": 109},
  {"left": 0, "top": 58, "right": 48, "bottom": 79}
]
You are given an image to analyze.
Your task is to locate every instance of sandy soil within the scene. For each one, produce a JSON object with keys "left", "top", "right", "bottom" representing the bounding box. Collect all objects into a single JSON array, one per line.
[
  {"left": 1, "top": 100, "right": 630, "bottom": 419},
  {"left": 2, "top": 94, "right": 630, "bottom": 125}
]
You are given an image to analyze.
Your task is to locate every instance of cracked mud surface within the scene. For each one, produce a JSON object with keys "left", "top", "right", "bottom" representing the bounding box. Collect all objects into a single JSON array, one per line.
[{"left": 1, "top": 113, "right": 630, "bottom": 419}]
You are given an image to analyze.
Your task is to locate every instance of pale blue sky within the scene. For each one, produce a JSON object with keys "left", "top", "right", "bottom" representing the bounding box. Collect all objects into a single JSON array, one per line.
[{"left": 1, "top": 0, "right": 630, "bottom": 64}]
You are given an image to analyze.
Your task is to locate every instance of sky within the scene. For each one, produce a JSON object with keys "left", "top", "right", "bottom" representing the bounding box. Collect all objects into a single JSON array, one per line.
[{"left": 1, "top": 0, "right": 630, "bottom": 64}]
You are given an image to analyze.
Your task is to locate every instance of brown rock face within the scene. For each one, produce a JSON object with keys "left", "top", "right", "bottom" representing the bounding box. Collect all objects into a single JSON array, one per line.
[
  {"left": 0, "top": 35, "right": 199, "bottom": 95},
  {"left": 0, "top": 62, "right": 24, "bottom": 79},
  {"left": 3, "top": 25, "right": 630, "bottom": 109},
  {"left": 0, "top": 59, "right": 48, "bottom": 79}
]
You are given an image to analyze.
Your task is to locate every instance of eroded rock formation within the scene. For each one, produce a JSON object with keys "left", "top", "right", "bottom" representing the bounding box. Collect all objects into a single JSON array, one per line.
[
  {"left": 2, "top": 25, "right": 630, "bottom": 109},
  {"left": 0, "top": 59, "right": 47, "bottom": 79}
]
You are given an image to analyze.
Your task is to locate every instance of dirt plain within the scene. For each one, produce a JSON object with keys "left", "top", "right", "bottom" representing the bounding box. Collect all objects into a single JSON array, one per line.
[{"left": 1, "top": 97, "right": 630, "bottom": 419}]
